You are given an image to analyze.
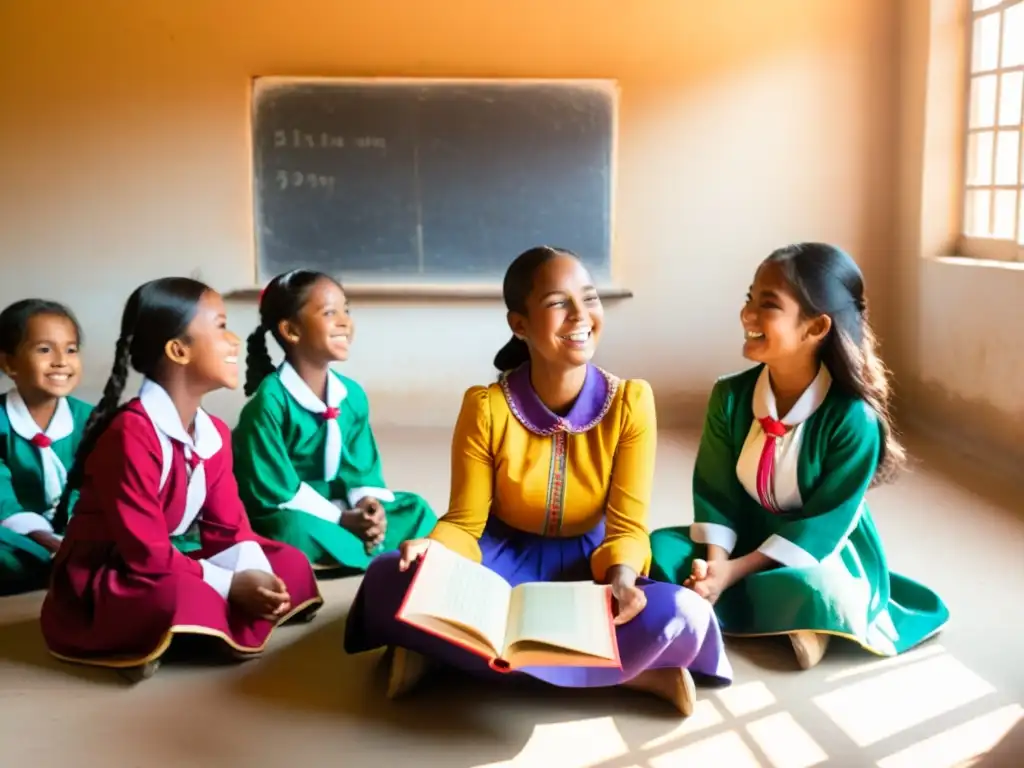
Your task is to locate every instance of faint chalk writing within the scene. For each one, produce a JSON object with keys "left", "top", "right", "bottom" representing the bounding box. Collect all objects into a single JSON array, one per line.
[
  {"left": 274, "top": 130, "right": 345, "bottom": 148},
  {"left": 275, "top": 171, "right": 336, "bottom": 192},
  {"left": 272, "top": 130, "right": 385, "bottom": 150}
]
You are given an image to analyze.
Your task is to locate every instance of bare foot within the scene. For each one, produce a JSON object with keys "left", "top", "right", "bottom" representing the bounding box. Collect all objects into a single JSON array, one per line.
[
  {"left": 117, "top": 659, "right": 161, "bottom": 683},
  {"left": 623, "top": 667, "right": 696, "bottom": 716},
  {"left": 386, "top": 646, "right": 429, "bottom": 699},
  {"left": 790, "top": 631, "right": 831, "bottom": 670}
]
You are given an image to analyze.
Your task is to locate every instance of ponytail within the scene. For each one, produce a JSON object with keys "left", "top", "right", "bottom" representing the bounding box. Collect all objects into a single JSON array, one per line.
[
  {"left": 494, "top": 246, "right": 575, "bottom": 375},
  {"left": 253, "top": 270, "right": 335, "bottom": 383},
  {"left": 820, "top": 317, "right": 905, "bottom": 486},
  {"left": 245, "top": 325, "right": 275, "bottom": 396},
  {"left": 53, "top": 334, "right": 132, "bottom": 532},
  {"left": 764, "top": 243, "right": 906, "bottom": 488},
  {"left": 493, "top": 335, "right": 530, "bottom": 373}
]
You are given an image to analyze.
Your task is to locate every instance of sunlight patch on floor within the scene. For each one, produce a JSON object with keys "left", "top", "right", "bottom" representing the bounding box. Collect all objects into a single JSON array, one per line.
[
  {"left": 473, "top": 716, "right": 632, "bottom": 768},
  {"left": 745, "top": 711, "right": 828, "bottom": 768},
  {"left": 813, "top": 652, "right": 996, "bottom": 746},
  {"left": 648, "top": 730, "right": 761, "bottom": 767},
  {"left": 876, "top": 703, "right": 1024, "bottom": 768},
  {"left": 715, "top": 680, "right": 777, "bottom": 717},
  {"left": 469, "top": 649, "right": 1012, "bottom": 768},
  {"left": 639, "top": 698, "right": 725, "bottom": 749},
  {"left": 824, "top": 643, "right": 947, "bottom": 684}
]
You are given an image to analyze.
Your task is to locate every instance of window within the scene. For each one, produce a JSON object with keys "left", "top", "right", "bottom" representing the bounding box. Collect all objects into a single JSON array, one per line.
[{"left": 962, "top": 0, "right": 1024, "bottom": 260}]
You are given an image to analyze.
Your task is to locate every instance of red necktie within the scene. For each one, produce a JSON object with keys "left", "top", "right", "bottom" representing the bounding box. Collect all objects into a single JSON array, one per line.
[
  {"left": 31, "top": 433, "right": 53, "bottom": 449},
  {"left": 756, "top": 416, "right": 788, "bottom": 513},
  {"left": 322, "top": 407, "right": 341, "bottom": 421},
  {"left": 186, "top": 450, "right": 202, "bottom": 480}
]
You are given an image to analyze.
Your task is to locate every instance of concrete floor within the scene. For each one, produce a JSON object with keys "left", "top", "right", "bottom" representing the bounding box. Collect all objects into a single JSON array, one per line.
[{"left": 1, "top": 427, "right": 1022, "bottom": 767}]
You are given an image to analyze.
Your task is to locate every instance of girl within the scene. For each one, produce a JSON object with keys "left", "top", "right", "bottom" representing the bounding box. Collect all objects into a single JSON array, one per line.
[
  {"left": 41, "top": 278, "right": 322, "bottom": 680},
  {"left": 649, "top": 243, "right": 949, "bottom": 669},
  {"left": 232, "top": 269, "right": 436, "bottom": 572},
  {"left": 344, "top": 247, "right": 732, "bottom": 716},
  {"left": 0, "top": 299, "right": 92, "bottom": 595}
]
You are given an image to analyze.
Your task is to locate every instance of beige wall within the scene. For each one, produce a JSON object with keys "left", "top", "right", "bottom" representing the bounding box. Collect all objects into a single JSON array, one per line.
[
  {"left": 0, "top": 0, "right": 898, "bottom": 428},
  {"left": 896, "top": 0, "right": 1024, "bottom": 469}
]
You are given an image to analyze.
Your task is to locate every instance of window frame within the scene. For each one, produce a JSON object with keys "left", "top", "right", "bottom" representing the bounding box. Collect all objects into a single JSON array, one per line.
[{"left": 959, "top": 0, "right": 1024, "bottom": 262}]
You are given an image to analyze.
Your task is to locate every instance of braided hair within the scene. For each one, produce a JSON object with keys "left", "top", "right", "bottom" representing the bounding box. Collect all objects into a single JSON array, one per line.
[
  {"left": 244, "top": 270, "right": 341, "bottom": 396},
  {"left": 52, "top": 277, "right": 210, "bottom": 532}
]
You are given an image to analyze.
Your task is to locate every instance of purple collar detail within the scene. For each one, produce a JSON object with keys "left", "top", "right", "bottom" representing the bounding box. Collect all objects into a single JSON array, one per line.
[{"left": 500, "top": 363, "right": 620, "bottom": 436}]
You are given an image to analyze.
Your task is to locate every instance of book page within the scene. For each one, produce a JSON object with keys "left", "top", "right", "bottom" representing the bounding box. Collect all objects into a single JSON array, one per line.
[
  {"left": 504, "top": 581, "right": 616, "bottom": 661},
  {"left": 399, "top": 543, "right": 513, "bottom": 657}
]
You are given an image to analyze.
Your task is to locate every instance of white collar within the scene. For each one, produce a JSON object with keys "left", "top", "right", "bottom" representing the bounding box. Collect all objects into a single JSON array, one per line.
[
  {"left": 138, "top": 378, "right": 222, "bottom": 459},
  {"left": 4, "top": 390, "right": 74, "bottom": 443},
  {"left": 278, "top": 362, "right": 347, "bottom": 414},
  {"left": 752, "top": 364, "right": 832, "bottom": 426}
]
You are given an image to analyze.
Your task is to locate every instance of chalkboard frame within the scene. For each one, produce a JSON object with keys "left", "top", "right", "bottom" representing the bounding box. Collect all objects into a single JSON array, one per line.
[{"left": 241, "top": 76, "right": 627, "bottom": 301}]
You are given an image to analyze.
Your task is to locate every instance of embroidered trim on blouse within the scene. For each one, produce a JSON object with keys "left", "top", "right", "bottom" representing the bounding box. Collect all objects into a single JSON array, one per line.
[{"left": 499, "top": 364, "right": 621, "bottom": 436}]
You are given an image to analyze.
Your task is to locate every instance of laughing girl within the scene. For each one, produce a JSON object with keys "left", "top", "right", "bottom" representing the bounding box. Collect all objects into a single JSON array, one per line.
[
  {"left": 0, "top": 300, "right": 92, "bottom": 594},
  {"left": 41, "top": 278, "right": 321, "bottom": 680},
  {"left": 649, "top": 243, "right": 948, "bottom": 669},
  {"left": 233, "top": 270, "right": 436, "bottom": 572}
]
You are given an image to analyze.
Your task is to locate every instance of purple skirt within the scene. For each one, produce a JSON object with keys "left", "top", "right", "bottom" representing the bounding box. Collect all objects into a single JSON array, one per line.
[{"left": 343, "top": 517, "right": 733, "bottom": 687}]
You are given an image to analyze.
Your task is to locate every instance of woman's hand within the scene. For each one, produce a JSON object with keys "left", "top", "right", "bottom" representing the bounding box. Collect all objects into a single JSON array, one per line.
[
  {"left": 607, "top": 565, "right": 647, "bottom": 625},
  {"left": 397, "top": 538, "right": 433, "bottom": 571}
]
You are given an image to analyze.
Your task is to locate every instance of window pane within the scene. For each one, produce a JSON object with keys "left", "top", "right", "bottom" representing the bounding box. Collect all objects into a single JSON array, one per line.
[
  {"left": 974, "top": 0, "right": 1001, "bottom": 10},
  {"left": 967, "top": 131, "right": 995, "bottom": 185},
  {"left": 1018, "top": 193, "right": 1024, "bottom": 244},
  {"left": 1002, "top": 3, "right": 1024, "bottom": 68},
  {"left": 966, "top": 189, "right": 993, "bottom": 236},
  {"left": 993, "top": 189, "right": 1017, "bottom": 237},
  {"left": 995, "top": 130, "right": 1021, "bottom": 184},
  {"left": 971, "top": 75, "right": 998, "bottom": 127},
  {"left": 973, "top": 13, "right": 1001, "bottom": 72},
  {"left": 998, "top": 71, "right": 1024, "bottom": 125}
]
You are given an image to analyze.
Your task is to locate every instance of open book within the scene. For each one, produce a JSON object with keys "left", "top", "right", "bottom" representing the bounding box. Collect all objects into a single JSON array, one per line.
[{"left": 397, "top": 542, "right": 620, "bottom": 672}]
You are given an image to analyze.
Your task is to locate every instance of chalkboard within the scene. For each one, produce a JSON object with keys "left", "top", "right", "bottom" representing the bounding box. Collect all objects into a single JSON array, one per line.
[{"left": 251, "top": 77, "right": 616, "bottom": 283}]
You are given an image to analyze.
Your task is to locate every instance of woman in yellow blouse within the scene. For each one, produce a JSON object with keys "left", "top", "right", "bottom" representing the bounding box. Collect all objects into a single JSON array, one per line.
[{"left": 344, "top": 247, "right": 732, "bottom": 715}]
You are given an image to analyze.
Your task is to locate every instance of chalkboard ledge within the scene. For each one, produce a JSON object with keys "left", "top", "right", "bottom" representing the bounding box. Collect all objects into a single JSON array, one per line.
[{"left": 225, "top": 284, "right": 634, "bottom": 302}]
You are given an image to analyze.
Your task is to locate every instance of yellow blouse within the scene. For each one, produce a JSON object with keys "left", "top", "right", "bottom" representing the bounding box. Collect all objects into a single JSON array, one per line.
[{"left": 428, "top": 366, "right": 656, "bottom": 582}]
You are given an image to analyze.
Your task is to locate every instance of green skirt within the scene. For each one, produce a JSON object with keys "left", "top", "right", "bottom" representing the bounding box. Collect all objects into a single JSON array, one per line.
[
  {"left": 649, "top": 524, "right": 949, "bottom": 657},
  {"left": 0, "top": 527, "right": 52, "bottom": 596},
  {"left": 248, "top": 491, "right": 437, "bottom": 573},
  {"left": 171, "top": 524, "right": 202, "bottom": 555}
]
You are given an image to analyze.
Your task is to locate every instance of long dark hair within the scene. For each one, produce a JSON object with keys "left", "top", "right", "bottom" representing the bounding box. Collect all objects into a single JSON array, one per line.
[
  {"left": 493, "top": 245, "right": 577, "bottom": 373},
  {"left": 52, "top": 277, "right": 210, "bottom": 532},
  {"left": 0, "top": 299, "right": 83, "bottom": 361},
  {"left": 765, "top": 243, "right": 904, "bottom": 484},
  {"left": 244, "top": 269, "right": 340, "bottom": 396}
]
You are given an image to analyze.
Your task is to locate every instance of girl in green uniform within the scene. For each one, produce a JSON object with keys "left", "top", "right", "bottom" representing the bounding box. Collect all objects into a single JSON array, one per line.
[
  {"left": 649, "top": 243, "right": 949, "bottom": 669},
  {"left": 233, "top": 270, "right": 436, "bottom": 572},
  {"left": 0, "top": 299, "right": 92, "bottom": 594}
]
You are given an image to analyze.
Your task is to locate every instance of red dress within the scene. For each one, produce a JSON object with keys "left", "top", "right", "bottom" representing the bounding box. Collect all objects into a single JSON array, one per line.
[{"left": 41, "top": 387, "right": 323, "bottom": 668}]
